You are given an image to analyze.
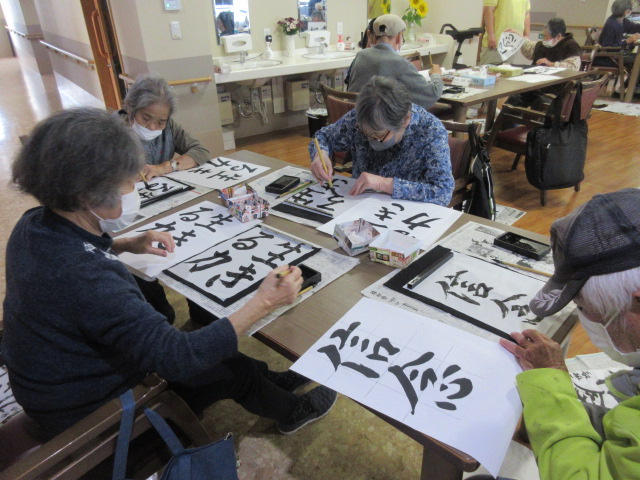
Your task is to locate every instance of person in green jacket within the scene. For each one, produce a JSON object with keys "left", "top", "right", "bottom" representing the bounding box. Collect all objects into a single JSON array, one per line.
[{"left": 499, "top": 188, "right": 640, "bottom": 480}]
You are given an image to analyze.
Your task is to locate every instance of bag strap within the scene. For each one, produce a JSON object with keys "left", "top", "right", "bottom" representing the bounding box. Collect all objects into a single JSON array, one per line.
[
  {"left": 113, "top": 390, "right": 136, "bottom": 480},
  {"left": 568, "top": 82, "right": 583, "bottom": 124},
  {"left": 143, "top": 407, "right": 186, "bottom": 456}
]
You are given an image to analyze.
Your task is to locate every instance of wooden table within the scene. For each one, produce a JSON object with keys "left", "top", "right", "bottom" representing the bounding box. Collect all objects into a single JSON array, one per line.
[
  {"left": 438, "top": 69, "right": 591, "bottom": 132},
  {"left": 623, "top": 44, "right": 640, "bottom": 103},
  {"left": 129, "top": 150, "right": 576, "bottom": 480}
]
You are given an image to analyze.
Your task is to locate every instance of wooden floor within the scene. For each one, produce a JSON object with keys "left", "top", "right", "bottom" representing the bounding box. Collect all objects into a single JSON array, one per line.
[{"left": 229, "top": 109, "right": 640, "bottom": 358}]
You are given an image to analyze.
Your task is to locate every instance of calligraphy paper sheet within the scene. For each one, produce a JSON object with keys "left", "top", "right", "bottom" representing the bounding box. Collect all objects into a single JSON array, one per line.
[
  {"left": 167, "top": 157, "right": 269, "bottom": 189},
  {"left": 136, "top": 177, "right": 193, "bottom": 207},
  {"left": 402, "top": 251, "right": 549, "bottom": 336},
  {"left": 507, "top": 74, "right": 561, "bottom": 84},
  {"left": 117, "top": 201, "right": 258, "bottom": 278},
  {"left": 158, "top": 226, "right": 359, "bottom": 328},
  {"left": 286, "top": 176, "right": 367, "bottom": 217},
  {"left": 127, "top": 188, "right": 209, "bottom": 229},
  {"left": 318, "top": 194, "right": 462, "bottom": 249},
  {"left": 497, "top": 31, "right": 525, "bottom": 61},
  {"left": 164, "top": 225, "right": 320, "bottom": 307},
  {"left": 249, "top": 165, "right": 316, "bottom": 207},
  {"left": 291, "top": 298, "right": 522, "bottom": 477},
  {"left": 523, "top": 66, "right": 565, "bottom": 75}
]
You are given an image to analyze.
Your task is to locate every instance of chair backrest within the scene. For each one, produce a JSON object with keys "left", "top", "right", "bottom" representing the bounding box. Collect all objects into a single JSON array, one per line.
[
  {"left": 584, "top": 26, "right": 599, "bottom": 46},
  {"left": 558, "top": 72, "right": 610, "bottom": 120},
  {"left": 320, "top": 83, "right": 358, "bottom": 124},
  {"left": 401, "top": 50, "right": 423, "bottom": 71},
  {"left": 0, "top": 375, "right": 212, "bottom": 480},
  {"left": 442, "top": 121, "right": 480, "bottom": 210}
]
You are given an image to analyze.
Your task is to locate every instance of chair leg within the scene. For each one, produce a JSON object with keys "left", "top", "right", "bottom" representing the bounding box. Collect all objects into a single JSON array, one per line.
[
  {"left": 540, "top": 190, "right": 547, "bottom": 206},
  {"left": 511, "top": 154, "right": 522, "bottom": 171},
  {"left": 574, "top": 183, "right": 581, "bottom": 192}
]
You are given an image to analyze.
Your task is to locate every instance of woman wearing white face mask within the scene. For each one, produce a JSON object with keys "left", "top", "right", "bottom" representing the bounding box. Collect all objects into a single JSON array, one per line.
[
  {"left": 499, "top": 189, "right": 640, "bottom": 480},
  {"left": 118, "top": 74, "right": 211, "bottom": 181},
  {"left": 3, "top": 108, "right": 335, "bottom": 440},
  {"left": 513, "top": 18, "right": 582, "bottom": 70}
]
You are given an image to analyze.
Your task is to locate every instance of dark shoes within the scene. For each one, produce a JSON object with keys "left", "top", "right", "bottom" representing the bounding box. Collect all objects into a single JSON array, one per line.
[
  {"left": 266, "top": 370, "right": 311, "bottom": 393},
  {"left": 277, "top": 385, "right": 337, "bottom": 435}
]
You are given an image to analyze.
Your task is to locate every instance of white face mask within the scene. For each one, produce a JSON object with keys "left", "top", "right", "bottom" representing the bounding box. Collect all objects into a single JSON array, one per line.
[
  {"left": 577, "top": 309, "right": 640, "bottom": 367},
  {"left": 132, "top": 120, "right": 163, "bottom": 141},
  {"left": 542, "top": 38, "right": 557, "bottom": 47},
  {"left": 92, "top": 188, "right": 141, "bottom": 233}
]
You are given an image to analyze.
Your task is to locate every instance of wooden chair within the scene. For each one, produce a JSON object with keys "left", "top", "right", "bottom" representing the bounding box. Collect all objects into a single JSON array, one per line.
[
  {"left": 319, "top": 83, "right": 358, "bottom": 173},
  {"left": 485, "top": 73, "right": 610, "bottom": 205},
  {"left": 580, "top": 27, "right": 627, "bottom": 97},
  {"left": 0, "top": 374, "right": 212, "bottom": 480},
  {"left": 442, "top": 121, "right": 480, "bottom": 211}
]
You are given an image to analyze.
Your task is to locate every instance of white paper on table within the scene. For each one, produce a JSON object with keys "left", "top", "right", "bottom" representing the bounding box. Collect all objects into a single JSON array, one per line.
[
  {"left": 157, "top": 226, "right": 359, "bottom": 329},
  {"left": 117, "top": 201, "right": 259, "bottom": 278},
  {"left": 497, "top": 31, "right": 526, "bottom": 61},
  {"left": 136, "top": 177, "right": 192, "bottom": 207},
  {"left": 419, "top": 69, "right": 431, "bottom": 81},
  {"left": 404, "top": 251, "right": 554, "bottom": 336},
  {"left": 248, "top": 165, "right": 317, "bottom": 207},
  {"left": 166, "top": 156, "right": 270, "bottom": 189},
  {"left": 440, "top": 87, "right": 486, "bottom": 100},
  {"left": 523, "top": 66, "right": 565, "bottom": 75},
  {"left": 291, "top": 298, "right": 523, "bottom": 478},
  {"left": 286, "top": 176, "right": 368, "bottom": 218},
  {"left": 318, "top": 194, "right": 462, "bottom": 249},
  {"left": 507, "top": 74, "right": 561, "bottom": 84}
]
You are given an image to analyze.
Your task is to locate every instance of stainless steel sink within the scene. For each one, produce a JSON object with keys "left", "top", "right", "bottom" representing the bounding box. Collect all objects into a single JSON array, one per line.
[
  {"left": 230, "top": 59, "right": 283, "bottom": 70},
  {"left": 302, "top": 51, "right": 356, "bottom": 60}
]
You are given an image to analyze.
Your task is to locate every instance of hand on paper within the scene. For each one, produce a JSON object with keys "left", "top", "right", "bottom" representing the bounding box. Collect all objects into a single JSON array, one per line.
[
  {"left": 143, "top": 163, "right": 169, "bottom": 181},
  {"left": 535, "top": 58, "right": 554, "bottom": 67},
  {"left": 349, "top": 172, "right": 393, "bottom": 196},
  {"left": 256, "top": 265, "right": 303, "bottom": 310},
  {"left": 112, "top": 230, "right": 176, "bottom": 257},
  {"left": 499, "top": 329, "right": 568, "bottom": 372},
  {"left": 431, "top": 64, "right": 442, "bottom": 75},
  {"left": 310, "top": 153, "right": 334, "bottom": 185}
]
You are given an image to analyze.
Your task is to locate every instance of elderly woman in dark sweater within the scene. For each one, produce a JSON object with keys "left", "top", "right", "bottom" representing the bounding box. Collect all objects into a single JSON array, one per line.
[{"left": 2, "top": 108, "right": 336, "bottom": 439}]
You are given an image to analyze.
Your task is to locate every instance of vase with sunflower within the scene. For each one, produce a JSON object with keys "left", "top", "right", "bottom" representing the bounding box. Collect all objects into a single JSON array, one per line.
[
  {"left": 402, "top": 0, "right": 429, "bottom": 43},
  {"left": 277, "top": 17, "right": 303, "bottom": 57}
]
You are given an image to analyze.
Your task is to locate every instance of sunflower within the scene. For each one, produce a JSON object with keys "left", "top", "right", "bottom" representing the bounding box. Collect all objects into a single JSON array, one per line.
[
  {"left": 409, "top": 0, "right": 422, "bottom": 8},
  {"left": 417, "top": 1, "right": 429, "bottom": 17}
]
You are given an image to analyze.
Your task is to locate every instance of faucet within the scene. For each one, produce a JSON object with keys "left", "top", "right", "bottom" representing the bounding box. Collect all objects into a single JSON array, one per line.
[
  {"left": 318, "top": 41, "right": 328, "bottom": 55},
  {"left": 239, "top": 50, "right": 248, "bottom": 64}
]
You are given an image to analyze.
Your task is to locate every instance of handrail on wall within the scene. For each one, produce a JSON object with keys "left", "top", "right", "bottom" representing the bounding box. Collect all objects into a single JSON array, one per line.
[
  {"left": 530, "top": 22, "right": 602, "bottom": 29},
  {"left": 119, "top": 73, "right": 213, "bottom": 93},
  {"left": 39, "top": 41, "right": 96, "bottom": 70},
  {"left": 4, "top": 25, "right": 44, "bottom": 41}
]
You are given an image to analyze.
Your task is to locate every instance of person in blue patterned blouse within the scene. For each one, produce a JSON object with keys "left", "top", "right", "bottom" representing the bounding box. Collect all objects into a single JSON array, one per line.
[{"left": 309, "top": 76, "right": 453, "bottom": 205}]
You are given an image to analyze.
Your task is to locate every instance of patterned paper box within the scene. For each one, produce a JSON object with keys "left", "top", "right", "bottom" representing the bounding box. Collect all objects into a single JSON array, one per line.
[
  {"left": 220, "top": 183, "right": 269, "bottom": 222},
  {"left": 369, "top": 230, "right": 421, "bottom": 268},
  {"left": 333, "top": 219, "right": 380, "bottom": 256}
]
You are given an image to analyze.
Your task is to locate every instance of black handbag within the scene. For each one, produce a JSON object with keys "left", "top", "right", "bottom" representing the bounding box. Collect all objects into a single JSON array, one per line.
[
  {"left": 113, "top": 390, "right": 239, "bottom": 480},
  {"left": 525, "top": 83, "right": 588, "bottom": 191},
  {"left": 465, "top": 129, "right": 496, "bottom": 220}
]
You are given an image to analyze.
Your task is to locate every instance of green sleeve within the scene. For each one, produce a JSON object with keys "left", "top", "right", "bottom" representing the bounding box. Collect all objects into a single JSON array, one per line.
[
  {"left": 170, "top": 118, "right": 211, "bottom": 165},
  {"left": 517, "top": 368, "right": 640, "bottom": 480}
]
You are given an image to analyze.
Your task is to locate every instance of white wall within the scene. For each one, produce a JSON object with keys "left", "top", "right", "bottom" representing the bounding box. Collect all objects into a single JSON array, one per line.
[{"left": 0, "top": 2, "right": 14, "bottom": 57}]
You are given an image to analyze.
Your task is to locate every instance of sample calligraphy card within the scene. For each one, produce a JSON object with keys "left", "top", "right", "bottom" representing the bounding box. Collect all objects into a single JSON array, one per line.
[
  {"left": 167, "top": 157, "right": 270, "bottom": 189},
  {"left": 285, "top": 176, "right": 365, "bottom": 217},
  {"left": 136, "top": 177, "right": 193, "bottom": 207},
  {"left": 117, "top": 201, "right": 258, "bottom": 278},
  {"left": 386, "top": 247, "right": 547, "bottom": 338},
  {"left": 497, "top": 31, "right": 525, "bottom": 61},
  {"left": 291, "top": 298, "right": 522, "bottom": 478},
  {"left": 318, "top": 194, "right": 462, "bottom": 249},
  {"left": 164, "top": 225, "right": 320, "bottom": 307}
]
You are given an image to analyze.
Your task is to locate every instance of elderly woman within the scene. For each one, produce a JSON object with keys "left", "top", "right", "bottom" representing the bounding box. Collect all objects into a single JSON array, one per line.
[
  {"left": 3, "top": 108, "right": 336, "bottom": 439},
  {"left": 310, "top": 76, "right": 453, "bottom": 205},
  {"left": 118, "top": 74, "right": 210, "bottom": 180},
  {"left": 499, "top": 189, "right": 640, "bottom": 479},
  {"left": 118, "top": 74, "right": 214, "bottom": 324}
]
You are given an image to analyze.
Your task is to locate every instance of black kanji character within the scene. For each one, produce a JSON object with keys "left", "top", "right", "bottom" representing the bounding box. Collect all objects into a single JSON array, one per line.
[
  {"left": 402, "top": 213, "right": 440, "bottom": 231},
  {"left": 179, "top": 206, "right": 214, "bottom": 222},
  {"left": 137, "top": 221, "right": 177, "bottom": 233},
  {"left": 173, "top": 230, "right": 196, "bottom": 247},
  {"left": 221, "top": 263, "right": 257, "bottom": 288},
  {"left": 232, "top": 230, "right": 275, "bottom": 250}
]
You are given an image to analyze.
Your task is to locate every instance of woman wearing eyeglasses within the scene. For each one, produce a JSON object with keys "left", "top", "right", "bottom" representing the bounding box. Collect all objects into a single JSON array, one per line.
[{"left": 309, "top": 76, "right": 453, "bottom": 205}]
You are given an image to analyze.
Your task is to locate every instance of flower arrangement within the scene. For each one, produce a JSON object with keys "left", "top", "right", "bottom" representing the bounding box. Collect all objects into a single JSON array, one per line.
[
  {"left": 402, "top": 0, "right": 429, "bottom": 26},
  {"left": 380, "top": 0, "right": 391, "bottom": 15},
  {"left": 277, "top": 17, "right": 304, "bottom": 36}
]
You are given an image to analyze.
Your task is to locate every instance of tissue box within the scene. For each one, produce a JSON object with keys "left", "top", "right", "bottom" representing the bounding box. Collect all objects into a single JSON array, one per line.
[
  {"left": 333, "top": 219, "right": 380, "bottom": 256},
  {"left": 220, "top": 183, "right": 269, "bottom": 222},
  {"left": 488, "top": 65, "right": 523, "bottom": 77},
  {"left": 368, "top": 230, "right": 421, "bottom": 268},
  {"left": 462, "top": 73, "right": 497, "bottom": 86}
]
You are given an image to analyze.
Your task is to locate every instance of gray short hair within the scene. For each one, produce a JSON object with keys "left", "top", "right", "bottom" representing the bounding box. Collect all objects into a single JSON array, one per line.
[
  {"left": 123, "top": 74, "right": 177, "bottom": 122},
  {"left": 12, "top": 108, "right": 144, "bottom": 211},
  {"left": 612, "top": 0, "right": 632, "bottom": 17},
  {"left": 574, "top": 266, "right": 640, "bottom": 323},
  {"left": 356, "top": 76, "right": 412, "bottom": 132}
]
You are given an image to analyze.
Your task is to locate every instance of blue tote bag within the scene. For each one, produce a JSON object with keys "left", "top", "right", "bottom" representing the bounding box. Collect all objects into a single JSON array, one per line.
[{"left": 113, "top": 390, "right": 239, "bottom": 480}]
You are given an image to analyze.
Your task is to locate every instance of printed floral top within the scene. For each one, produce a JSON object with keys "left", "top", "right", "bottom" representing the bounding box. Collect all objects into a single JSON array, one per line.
[{"left": 310, "top": 105, "right": 453, "bottom": 205}]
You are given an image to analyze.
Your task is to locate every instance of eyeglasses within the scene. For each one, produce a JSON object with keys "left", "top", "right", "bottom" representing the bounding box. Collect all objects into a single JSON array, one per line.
[{"left": 357, "top": 124, "right": 391, "bottom": 143}]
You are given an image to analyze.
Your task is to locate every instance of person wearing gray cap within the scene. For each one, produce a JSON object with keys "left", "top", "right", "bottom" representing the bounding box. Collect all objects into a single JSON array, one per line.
[
  {"left": 499, "top": 188, "right": 640, "bottom": 479},
  {"left": 346, "top": 14, "right": 443, "bottom": 110}
]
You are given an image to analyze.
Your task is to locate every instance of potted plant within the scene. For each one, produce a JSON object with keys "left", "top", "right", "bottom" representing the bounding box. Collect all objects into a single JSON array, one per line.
[
  {"left": 277, "top": 17, "right": 304, "bottom": 57},
  {"left": 402, "top": 0, "right": 429, "bottom": 43}
]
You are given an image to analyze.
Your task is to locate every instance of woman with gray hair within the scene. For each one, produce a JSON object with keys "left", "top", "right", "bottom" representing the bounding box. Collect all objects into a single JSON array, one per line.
[
  {"left": 3, "top": 107, "right": 335, "bottom": 440},
  {"left": 119, "top": 73, "right": 211, "bottom": 180},
  {"left": 309, "top": 76, "right": 453, "bottom": 205}
]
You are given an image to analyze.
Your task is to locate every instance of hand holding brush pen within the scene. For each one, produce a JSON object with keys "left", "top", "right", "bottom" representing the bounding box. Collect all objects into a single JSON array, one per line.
[{"left": 312, "top": 137, "right": 333, "bottom": 188}]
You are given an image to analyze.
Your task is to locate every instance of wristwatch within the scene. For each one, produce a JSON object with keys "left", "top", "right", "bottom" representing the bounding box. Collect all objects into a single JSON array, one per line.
[{"left": 170, "top": 160, "right": 179, "bottom": 172}]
